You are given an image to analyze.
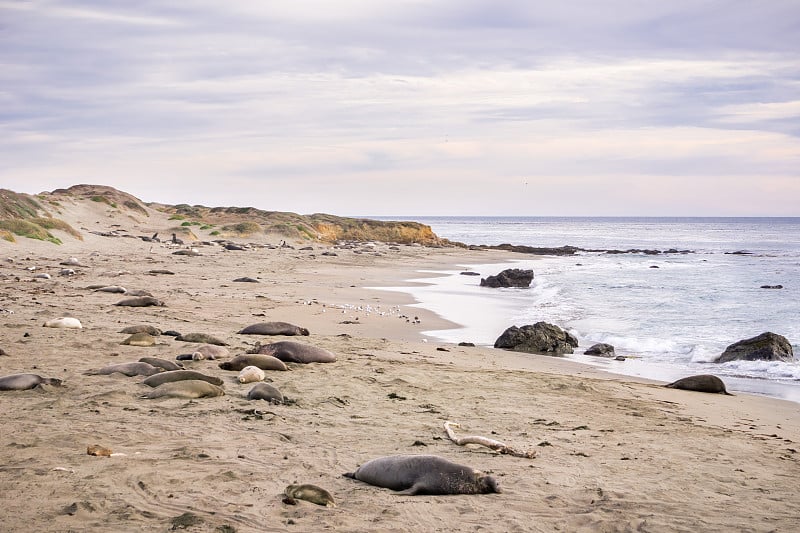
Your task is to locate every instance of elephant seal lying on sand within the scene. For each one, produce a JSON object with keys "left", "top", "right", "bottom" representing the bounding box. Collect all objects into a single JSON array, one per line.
[
  {"left": 256, "top": 341, "right": 336, "bottom": 363},
  {"left": 141, "top": 380, "right": 224, "bottom": 399},
  {"left": 665, "top": 374, "right": 733, "bottom": 395},
  {"left": 0, "top": 373, "right": 63, "bottom": 391},
  {"left": 344, "top": 455, "right": 500, "bottom": 495},
  {"left": 85, "top": 362, "right": 163, "bottom": 377},
  {"left": 142, "top": 370, "right": 224, "bottom": 388},
  {"left": 238, "top": 322, "right": 309, "bottom": 336},
  {"left": 218, "top": 354, "right": 288, "bottom": 372}
]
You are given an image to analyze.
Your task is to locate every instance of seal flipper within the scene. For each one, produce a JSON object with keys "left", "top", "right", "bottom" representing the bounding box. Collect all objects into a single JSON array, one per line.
[
  {"left": 395, "top": 483, "right": 423, "bottom": 496},
  {"left": 342, "top": 472, "right": 356, "bottom": 479}
]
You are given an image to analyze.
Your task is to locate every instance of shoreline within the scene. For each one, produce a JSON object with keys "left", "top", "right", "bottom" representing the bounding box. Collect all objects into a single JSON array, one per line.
[{"left": 2, "top": 230, "right": 800, "bottom": 531}]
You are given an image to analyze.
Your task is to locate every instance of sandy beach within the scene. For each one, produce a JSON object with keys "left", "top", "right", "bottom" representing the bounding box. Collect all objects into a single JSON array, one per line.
[{"left": 1, "top": 200, "right": 799, "bottom": 532}]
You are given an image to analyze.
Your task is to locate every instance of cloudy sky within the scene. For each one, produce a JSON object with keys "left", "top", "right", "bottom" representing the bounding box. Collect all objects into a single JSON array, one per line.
[{"left": 1, "top": 1, "right": 799, "bottom": 216}]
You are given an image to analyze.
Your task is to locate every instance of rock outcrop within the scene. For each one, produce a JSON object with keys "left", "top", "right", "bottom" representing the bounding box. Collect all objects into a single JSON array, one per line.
[
  {"left": 480, "top": 268, "right": 534, "bottom": 288},
  {"left": 494, "top": 322, "right": 578, "bottom": 356},
  {"left": 714, "top": 332, "right": 794, "bottom": 363}
]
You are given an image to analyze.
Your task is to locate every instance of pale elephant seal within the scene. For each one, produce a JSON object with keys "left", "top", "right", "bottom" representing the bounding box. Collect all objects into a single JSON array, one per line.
[
  {"left": 0, "top": 373, "right": 63, "bottom": 391},
  {"left": 125, "top": 289, "right": 154, "bottom": 297},
  {"left": 238, "top": 365, "right": 265, "bottom": 384},
  {"left": 120, "top": 333, "right": 157, "bottom": 347},
  {"left": 120, "top": 325, "right": 162, "bottom": 336},
  {"left": 257, "top": 341, "right": 336, "bottom": 364},
  {"left": 114, "top": 296, "right": 165, "bottom": 307},
  {"left": 84, "top": 362, "right": 163, "bottom": 377},
  {"left": 138, "top": 357, "right": 184, "bottom": 371},
  {"left": 218, "top": 354, "right": 288, "bottom": 372},
  {"left": 175, "top": 333, "right": 228, "bottom": 346},
  {"left": 193, "top": 344, "right": 230, "bottom": 359},
  {"left": 284, "top": 484, "right": 335, "bottom": 507},
  {"left": 246, "top": 383, "right": 283, "bottom": 403},
  {"left": 141, "top": 380, "right": 225, "bottom": 399},
  {"left": 94, "top": 285, "right": 127, "bottom": 294},
  {"left": 343, "top": 455, "right": 501, "bottom": 495},
  {"left": 142, "top": 370, "right": 224, "bottom": 388},
  {"left": 238, "top": 322, "right": 310, "bottom": 336},
  {"left": 43, "top": 317, "right": 82, "bottom": 329},
  {"left": 665, "top": 375, "right": 733, "bottom": 395}
]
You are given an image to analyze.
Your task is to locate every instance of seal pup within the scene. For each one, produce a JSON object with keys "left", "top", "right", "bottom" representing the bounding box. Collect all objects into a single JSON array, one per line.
[
  {"left": 238, "top": 322, "right": 310, "bottom": 336},
  {"left": 84, "top": 362, "right": 163, "bottom": 377},
  {"left": 665, "top": 375, "right": 733, "bottom": 395},
  {"left": 237, "top": 365, "right": 265, "bottom": 384},
  {"left": 343, "top": 455, "right": 500, "bottom": 495},
  {"left": 284, "top": 484, "right": 336, "bottom": 507},
  {"left": 256, "top": 341, "right": 336, "bottom": 363},
  {"left": 114, "top": 296, "right": 165, "bottom": 307},
  {"left": 0, "top": 373, "right": 63, "bottom": 391},
  {"left": 218, "top": 354, "right": 288, "bottom": 372},
  {"left": 138, "top": 357, "right": 184, "bottom": 371},
  {"left": 43, "top": 317, "right": 82, "bottom": 329},
  {"left": 142, "top": 370, "right": 224, "bottom": 388},
  {"left": 141, "top": 380, "right": 225, "bottom": 399},
  {"left": 246, "top": 383, "right": 283, "bottom": 403},
  {"left": 175, "top": 333, "right": 227, "bottom": 346}
]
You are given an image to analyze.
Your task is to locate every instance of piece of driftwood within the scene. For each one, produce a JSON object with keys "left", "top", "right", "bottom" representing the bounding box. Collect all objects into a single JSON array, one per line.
[{"left": 443, "top": 421, "right": 537, "bottom": 459}]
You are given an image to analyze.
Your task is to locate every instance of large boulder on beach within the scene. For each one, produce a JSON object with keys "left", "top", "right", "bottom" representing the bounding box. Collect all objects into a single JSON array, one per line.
[
  {"left": 494, "top": 322, "right": 578, "bottom": 356},
  {"left": 480, "top": 268, "right": 534, "bottom": 288},
  {"left": 714, "top": 332, "right": 794, "bottom": 363}
]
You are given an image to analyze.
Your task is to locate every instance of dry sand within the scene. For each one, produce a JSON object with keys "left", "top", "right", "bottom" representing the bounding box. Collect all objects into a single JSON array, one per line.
[{"left": 1, "top": 202, "right": 799, "bottom": 532}]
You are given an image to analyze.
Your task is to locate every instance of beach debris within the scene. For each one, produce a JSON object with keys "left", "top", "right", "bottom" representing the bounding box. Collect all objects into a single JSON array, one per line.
[
  {"left": 87, "top": 444, "right": 113, "bottom": 457},
  {"left": 43, "top": 317, "right": 82, "bottom": 329},
  {"left": 284, "top": 484, "right": 336, "bottom": 507},
  {"left": 443, "top": 421, "right": 537, "bottom": 459}
]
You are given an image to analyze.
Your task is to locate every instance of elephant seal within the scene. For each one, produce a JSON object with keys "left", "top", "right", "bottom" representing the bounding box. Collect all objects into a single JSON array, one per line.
[
  {"left": 175, "top": 333, "right": 228, "bottom": 346},
  {"left": 114, "top": 296, "right": 165, "bottom": 307},
  {"left": 43, "top": 317, "right": 82, "bottom": 329},
  {"left": 238, "top": 365, "right": 265, "bottom": 384},
  {"left": 120, "top": 325, "right": 162, "bottom": 336},
  {"left": 246, "top": 383, "right": 283, "bottom": 403},
  {"left": 233, "top": 277, "right": 259, "bottom": 283},
  {"left": 138, "top": 357, "right": 184, "bottom": 371},
  {"left": 238, "top": 322, "right": 309, "bottom": 336},
  {"left": 665, "top": 375, "right": 733, "bottom": 395},
  {"left": 141, "top": 380, "right": 224, "bottom": 399},
  {"left": 256, "top": 341, "right": 336, "bottom": 364},
  {"left": 125, "top": 289, "right": 154, "bottom": 297},
  {"left": 142, "top": 370, "right": 224, "bottom": 388},
  {"left": 343, "top": 455, "right": 500, "bottom": 495},
  {"left": 94, "top": 285, "right": 127, "bottom": 294},
  {"left": 120, "top": 333, "right": 157, "bottom": 347},
  {"left": 0, "top": 373, "right": 63, "bottom": 391},
  {"left": 219, "top": 354, "right": 288, "bottom": 372},
  {"left": 84, "top": 362, "right": 163, "bottom": 377},
  {"left": 284, "top": 484, "right": 335, "bottom": 507}
]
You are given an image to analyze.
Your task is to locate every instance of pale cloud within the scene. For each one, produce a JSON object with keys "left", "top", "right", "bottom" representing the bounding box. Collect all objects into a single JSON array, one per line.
[{"left": 1, "top": 0, "right": 798, "bottom": 215}]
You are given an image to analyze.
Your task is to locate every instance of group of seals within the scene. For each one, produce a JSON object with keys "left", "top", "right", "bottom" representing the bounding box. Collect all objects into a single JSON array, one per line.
[{"left": 344, "top": 455, "right": 501, "bottom": 495}]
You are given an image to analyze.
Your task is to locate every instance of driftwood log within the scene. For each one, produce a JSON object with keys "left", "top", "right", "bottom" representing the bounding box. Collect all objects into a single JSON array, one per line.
[{"left": 443, "top": 421, "right": 537, "bottom": 459}]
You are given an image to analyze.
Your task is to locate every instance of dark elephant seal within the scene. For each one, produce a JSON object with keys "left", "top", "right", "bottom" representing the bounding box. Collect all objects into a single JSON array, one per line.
[
  {"left": 284, "top": 484, "right": 335, "bottom": 507},
  {"left": 665, "top": 374, "right": 733, "bottom": 395},
  {"left": 218, "top": 354, "right": 288, "bottom": 372},
  {"left": 257, "top": 341, "right": 336, "bottom": 363},
  {"left": 238, "top": 322, "right": 309, "bottom": 336},
  {"left": 175, "top": 333, "right": 228, "bottom": 346},
  {"left": 120, "top": 325, "right": 162, "bottom": 336},
  {"left": 344, "top": 455, "right": 500, "bottom": 495},
  {"left": 141, "top": 380, "right": 224, "bottom": 399},
  {"left": 246, "top": 382, "right": 284, "bottom": 403},
  {"left": 142, "top": 370, "right": 224, "bottom": 388},
  {"left": 114, "top": 296, "right": 165, "bottom": 307},
  {"left": 0, "top": 373, "right": 63, "bottom": 391},
  {"left": 138, "top": 357, "right": 184, "bottom": 371},
  {"left": 84, "top": 362, "right": 163, "bottom": 377}
]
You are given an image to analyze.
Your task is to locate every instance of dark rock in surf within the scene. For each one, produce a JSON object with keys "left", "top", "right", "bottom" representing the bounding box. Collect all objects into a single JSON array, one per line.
[
  {"left": 585, "top": 343, "right": 615, "bottom": 357},
  {"left": 480, "top": 268, "right": 533, "bottom": 288},
  {"left": 714, "top": 332, "right": 793, "bottom": 363},
  {"left": 760, "top": 285, "right": 783, "bottom": 289},
  {"left": 494, "top": 322, "right": 578, "bottom": 356}
]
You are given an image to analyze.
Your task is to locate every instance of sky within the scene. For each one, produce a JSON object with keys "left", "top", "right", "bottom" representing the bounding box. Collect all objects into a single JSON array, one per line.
[{"left": 1, "top": 1, "right": 799, "bottom": 216}]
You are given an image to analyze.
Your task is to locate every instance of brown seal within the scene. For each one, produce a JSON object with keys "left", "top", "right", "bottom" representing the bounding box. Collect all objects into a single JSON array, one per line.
[
  {"left": 84, "top": 362, "right": 163, "bottom": 377},
  {"left": 284, "top": 484, "right": 335, "bottom": 507},
  {"left": 218, "top": 354, "right": 288, "bottom": 372},
  {"left": 665, "top": 374, "right": 733, "bottom": 395},
  {"left": 120, "top": 325, "right": 162, "bottom": 336},
  {"left": 246, "top": 383, "right": 284, "bottom": 403},
  {"left": 142, "top": 370, "right": 224, "bottom": 388},
  {"left": 0, "top": 373, "right": 63, "bottom": 391},
  {"left": 256, "top": 341, "right": 336, "bottom": 363},
  {"left": 238, "top": 322, "right": 310, "bottom": 336},
  {"left": 141, "top": 380, "right": 224, "bottom": 399},
  {"left": 114, "top": 296, "right": 165, "bottom": 307},
  {"left": 175, "top": 333, "right": 228, "bottom": 346},
  {"left": 138, "top": 357, "right": 184, "bottom": 371},
  {"left": 344, "top": 455, "right": 500, "bottom": 495}
]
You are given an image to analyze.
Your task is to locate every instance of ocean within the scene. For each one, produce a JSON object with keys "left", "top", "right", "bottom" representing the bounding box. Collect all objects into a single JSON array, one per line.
[{"left": 375, "top": 217, "right": 800, "bottom": 403}]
